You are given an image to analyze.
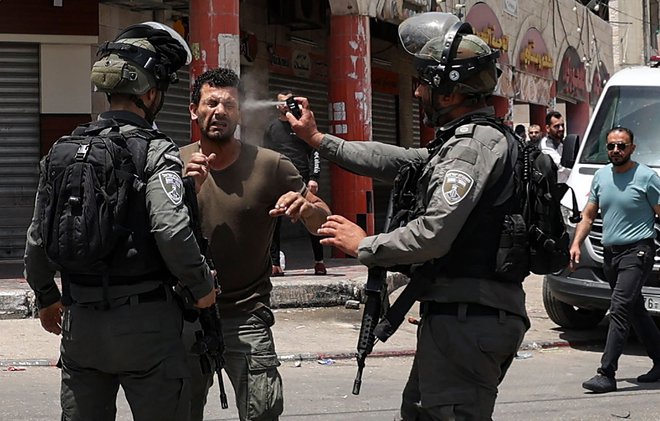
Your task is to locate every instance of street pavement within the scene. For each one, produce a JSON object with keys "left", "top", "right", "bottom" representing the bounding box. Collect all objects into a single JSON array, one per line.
[{"left": 0, "top": 238, "right": 609, "bottom": 368}]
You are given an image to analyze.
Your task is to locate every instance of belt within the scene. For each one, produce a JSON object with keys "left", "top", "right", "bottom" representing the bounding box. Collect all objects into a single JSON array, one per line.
[
  {"left": 605, "top": 238, "right": 655, "bottom": 254},
  {"left": 422, "top": 302, "right": 508, "bottom": 318},
  {"left": 134, "top": 286, "right": 168, "bottom": 304},
  {"left": 74, "top": 286, "right": 169, "bottom": 310}
]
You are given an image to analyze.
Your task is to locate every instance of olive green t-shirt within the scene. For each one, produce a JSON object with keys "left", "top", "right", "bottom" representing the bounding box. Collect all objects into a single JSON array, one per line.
[{"left": 180, "top": 141, "right": 306, "bottom": 315}]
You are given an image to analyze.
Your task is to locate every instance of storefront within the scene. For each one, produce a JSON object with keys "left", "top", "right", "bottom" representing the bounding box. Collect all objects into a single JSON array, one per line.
[
  {"left": 514, "top": 27, "right": 555, "bottom": 128},
  {"left": 0, "top": 0, "right": 97, "bottom": 262}
]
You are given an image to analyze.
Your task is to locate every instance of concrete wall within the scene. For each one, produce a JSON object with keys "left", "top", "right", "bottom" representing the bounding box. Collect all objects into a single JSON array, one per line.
[{"left": 610, "top": 0, "right": 646, "bottom": 70}]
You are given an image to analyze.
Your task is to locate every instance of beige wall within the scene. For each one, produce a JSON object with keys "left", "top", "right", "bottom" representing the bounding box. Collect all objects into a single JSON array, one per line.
[
  {"left": 610, "top": 0, "right": 646, "bottom": 70},
  {"left": 40, "top": 44, "right": 93, "bottom": 114}
]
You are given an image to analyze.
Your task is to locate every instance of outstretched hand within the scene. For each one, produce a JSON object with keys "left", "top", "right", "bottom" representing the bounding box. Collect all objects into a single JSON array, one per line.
[
  {"left": 317, "top": 215, "right": 367, "bottom": 257},
  {"left": 185, "top": 152, "right": 217, "bottom": 193},
  {"left": 269, "top": 191, "right": 315, "bottom": 223},
  {"left": 285, "top": 97, "right": 325, "bottom": 149}
]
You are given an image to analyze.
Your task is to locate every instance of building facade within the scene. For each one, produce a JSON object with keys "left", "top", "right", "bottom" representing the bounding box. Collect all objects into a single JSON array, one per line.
[{"left": 0, "top": 0, "right": 628, "bottom": 262}]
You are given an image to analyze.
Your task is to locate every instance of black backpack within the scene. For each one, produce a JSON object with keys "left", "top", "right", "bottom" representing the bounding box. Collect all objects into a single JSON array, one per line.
[
  {"left": 498, "top": 122, "right": 580, "bottom": 277},
  {"left": 40, "top": 120, "right": 153, "bottom": 273}
]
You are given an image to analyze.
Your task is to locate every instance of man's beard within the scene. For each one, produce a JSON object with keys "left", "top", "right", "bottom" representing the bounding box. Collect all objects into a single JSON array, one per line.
[
  {"left": 202, "top": 120, "right": 236, "bottom": 143},
  {"left": 550, "top": 134, "right": 564, "bottom": 146},
  {"left": 609, "top": 154, "right": 630, "bottom": 166}
]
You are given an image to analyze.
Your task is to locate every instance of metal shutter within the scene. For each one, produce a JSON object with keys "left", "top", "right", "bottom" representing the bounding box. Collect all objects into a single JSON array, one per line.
[
  {"left": 372, "top": 92, "right": 398, "bottom": 233},
  {"left": 0, "top": 43, "right": 40, "bottom": 260},
  {"left": 412, "top": 97, "right": 421, "bottom": 147},
  {"left": 372, "top": 92, "right": 398, "bottom": 145},
  {"left": 156, "top": 66, "right": 191, "bottom": 147}
]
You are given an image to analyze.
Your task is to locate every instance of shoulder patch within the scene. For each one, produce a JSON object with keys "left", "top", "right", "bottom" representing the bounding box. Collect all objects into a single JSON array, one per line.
[
  {"left": 158, "top": 170, "right": 184, "bottom": 206},
  {"left": 442, "top": 170, "right": 474, "bottom": 205},
  {"left": 455, "top": 124, "right": 476, "bottom": 137},
  {"left": 164, "top": 153, "right": 183, "bottom": 167}
]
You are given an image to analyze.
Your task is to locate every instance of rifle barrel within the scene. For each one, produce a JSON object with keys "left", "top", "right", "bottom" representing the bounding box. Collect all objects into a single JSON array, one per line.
[
  {"left": 216, "top": 365, "right": 229, "bottom": 409},
  {"left": 352, "top": 356, "right": 365, "bottom": 395}
]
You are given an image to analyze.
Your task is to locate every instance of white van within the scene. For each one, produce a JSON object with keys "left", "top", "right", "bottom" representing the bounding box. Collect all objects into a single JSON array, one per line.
[{"left": 543, "top": 64, "right": 660, "bottom": 329}]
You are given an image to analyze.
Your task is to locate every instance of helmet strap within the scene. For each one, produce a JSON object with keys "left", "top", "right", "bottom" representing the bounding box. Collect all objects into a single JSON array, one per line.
[
  {"left": 132, "top": 95, "right": 155, "bottom": 124},
  {"left": 428, "top": 87, "right": 459, "bottom": 126}
]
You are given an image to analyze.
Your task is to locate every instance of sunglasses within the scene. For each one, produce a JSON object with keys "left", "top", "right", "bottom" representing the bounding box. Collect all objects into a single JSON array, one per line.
[{"left": 606, "top": 142, "right": 631, "bottom": 151}]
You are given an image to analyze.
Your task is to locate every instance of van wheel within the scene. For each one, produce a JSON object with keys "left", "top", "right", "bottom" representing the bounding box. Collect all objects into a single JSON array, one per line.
[{"left": 542, "top": 278, "right": 605, "bottom": 329}]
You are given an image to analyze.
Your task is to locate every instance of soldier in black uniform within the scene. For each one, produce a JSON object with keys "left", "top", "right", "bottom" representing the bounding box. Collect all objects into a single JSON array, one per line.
[
  {"left": 288, "top": 12, "right": 529, "bottom": 420},
  {"left": 24, "top": 22, "right": 215, "bottom": 421}
]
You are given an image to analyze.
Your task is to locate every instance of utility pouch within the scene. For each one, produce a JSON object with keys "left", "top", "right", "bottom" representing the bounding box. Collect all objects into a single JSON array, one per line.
[
  {"left": 494, "top": 214, "right": 530, "bottom": 283},
  {"left": 91, "top": 56, "right": 128, "bottom": 91}
]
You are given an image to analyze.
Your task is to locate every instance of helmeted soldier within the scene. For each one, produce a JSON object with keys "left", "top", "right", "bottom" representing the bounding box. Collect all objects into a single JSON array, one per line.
[
  {"left": 287, "top": 12, "right": 530, "bottom": 420},
  {"left": 24, "top": 21, "right": 216, "bottom": 421}
]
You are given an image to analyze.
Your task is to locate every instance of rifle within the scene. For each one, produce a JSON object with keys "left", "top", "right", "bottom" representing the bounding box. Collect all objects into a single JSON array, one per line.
[
  {"left": 351, "top": 264, "right": 430, "bottom": 395},
  {"left": 352, "top": 159, "right": 430, "bottom": 394},
  {"left": 181, "top": 176, "right": 229, "bottom": 409},
  {"left": 191, "top": 287, "right": 229, "bottom": 409},
  {"left": 352, "top": 266, "right": 388, "bottom": 395}
]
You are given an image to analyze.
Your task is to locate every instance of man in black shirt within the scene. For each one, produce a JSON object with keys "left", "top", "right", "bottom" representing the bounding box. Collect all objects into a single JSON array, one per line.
[{"left": 263, "top": 90, "right": 326, "bottom": 276}]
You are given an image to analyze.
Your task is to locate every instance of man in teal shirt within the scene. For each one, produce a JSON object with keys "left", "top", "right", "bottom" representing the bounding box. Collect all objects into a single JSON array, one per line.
[{"left": 570, "top": 126, "right": 660, "bottom": 393}]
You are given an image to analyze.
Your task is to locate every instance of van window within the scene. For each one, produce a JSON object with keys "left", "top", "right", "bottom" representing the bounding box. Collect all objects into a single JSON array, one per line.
[{"left": 581, "top": 86, "right": 660, "bottom": 167}]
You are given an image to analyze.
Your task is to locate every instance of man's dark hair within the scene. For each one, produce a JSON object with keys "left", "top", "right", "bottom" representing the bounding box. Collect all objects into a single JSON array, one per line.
[
  {"left": 191, "top": 68, "right": 242, "bottom": 105},
  {"left": 607, "top": 126, "right": 634, "bottom": 144},
  {"left": 276, "top": 89, "right": 294, "bottom": 97},
  {"left": 545, "top": 110, "right": 563, "bottom": 126},
  {"left": 514, "top": 124, "right": 526, "bottom": 138}
]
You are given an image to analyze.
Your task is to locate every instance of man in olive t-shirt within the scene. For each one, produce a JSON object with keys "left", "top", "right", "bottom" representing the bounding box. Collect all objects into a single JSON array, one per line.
[{"left": 180, "top": 68, "right": 330, "bottom": 421}]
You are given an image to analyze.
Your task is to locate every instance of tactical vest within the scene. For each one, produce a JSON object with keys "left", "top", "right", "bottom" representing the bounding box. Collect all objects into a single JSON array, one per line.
[{"left": 388, "top": 113, "right": 517, "bottom": 281}]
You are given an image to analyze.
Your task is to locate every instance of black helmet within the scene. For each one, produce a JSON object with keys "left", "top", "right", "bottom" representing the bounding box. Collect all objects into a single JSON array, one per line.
[
  {"left": 398, "top": 12, "right": 500, "bottom": 96},
  {"left": 91, "top": 21, "right": 192, "bottom": 95}
]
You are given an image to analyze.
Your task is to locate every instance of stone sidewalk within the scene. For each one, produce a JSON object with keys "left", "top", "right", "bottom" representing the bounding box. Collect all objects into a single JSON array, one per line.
[{"left": 0, "top": 266, "right": 609, "bottom": 367}]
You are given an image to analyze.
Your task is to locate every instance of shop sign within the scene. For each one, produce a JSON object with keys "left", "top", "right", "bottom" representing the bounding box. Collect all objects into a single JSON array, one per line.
[
  {"left": 267, "top": 43, "right": 328, "bottom": 81},
  {"left": 474, "top": 26, "right": 509, "bottom": 53},
  {"left": 517, "top": 28, "right": 553, "bottom": 77},
  {"left": 557, "top": 46, "right": 586, "bottom": 102},
  {"left": 466, "top": 3, "right": 510, "bottom": 55},
  {"left": 466, "top": 2, "right": 513, "bottom": 97}
]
